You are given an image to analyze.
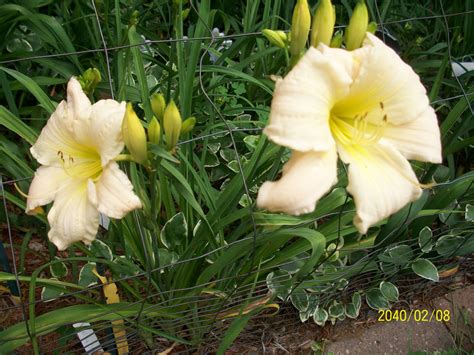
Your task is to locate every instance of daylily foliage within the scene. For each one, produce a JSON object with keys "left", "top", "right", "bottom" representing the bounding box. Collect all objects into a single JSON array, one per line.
[
  {"left": 26, "top": 78, "right": 142, "bottom": 250},
  {"left": 256, "top": 33, "right": 442, "bottom": 234}
]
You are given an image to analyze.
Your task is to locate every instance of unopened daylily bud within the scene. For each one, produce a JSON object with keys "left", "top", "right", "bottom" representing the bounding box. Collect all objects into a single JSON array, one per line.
[
  {"left": 163, "top": 100, "right": 182, "bottom": 150},
  {"left": 148, "top": 116, "right": 161, "bottom": 145},
  {"left": 122, "top": 103, "right": 148, "bottom": 164},
  {"left": 290, "top": 0, "right": 311, "bottom": 57},
  {"left": 330, "top": 31, "right": 343, "bottom": 48},
  {"left": 310, "top": 0, "right": 335, "bottom": 47},
  {"left": 78, "top": 68, "right": 101, "bottom": 94},
  {"left": 182, "top": 8, "right": 190, "bottom": 20},
  {"left": 262, "top": 29, "right": 286, "bottom": 49},
  {"left": 345, "top": 1, "right": 369, "bottom": 50},
  {"left": 276, "top": 31, "right": 287, "bottom": 43},
  {"left": 151, "top": 93, "right": 166, "bottom": 122},
  {"left": 367, "top": 21, "right": 377, "bottom": 34},
  {"left": 180, "top": 116, "right": 196, "bottom": 135}
]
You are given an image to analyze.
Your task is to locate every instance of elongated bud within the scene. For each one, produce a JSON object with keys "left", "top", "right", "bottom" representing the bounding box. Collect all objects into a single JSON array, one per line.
[
  {"left": 148, "top": 116, "right": 161, "bottom": 144},
  {"left": 311, "top": 0, "right": 335, "bottom": 47},
  {"left": 180, "top": 116, "right": 196, "bottom": 135},
  {"left": 330, "top": 31, "right": 343, "bottom": 48},
  {"left": 151, "top": 93, "right": 166, "bottom": 122},
  {"left": 262, "top": 29, "right": 286, "bottom": 49},
  {"left": 122, "top": 103, "right": 148, "bottom": 164},
  {"left": 290, "top": 0, "right": 311, "bottom": 57},
  {"left": 182, "top": 8, "right": 190, "bottom": 20},
  {"left": 345, "top": 1, "right": 369, "bottom": 50},
  {"left": 163, "top": 100, "right": 182, "bottom": 150},
  {"left": 367, "top": 21, "right": 377, "bottom": 34}
]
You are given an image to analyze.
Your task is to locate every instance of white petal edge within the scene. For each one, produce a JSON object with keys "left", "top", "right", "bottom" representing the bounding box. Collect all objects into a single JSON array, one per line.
[
  {"left": 256, "top": 148, "right": 338, "bottom": 215},
  {"left": 67, "top": 77, "right": 91, "bottom": 122},
  {"left": 264, "top": 47, "right": 353, "bottom": 152},
  {"left": 30, "top": 101, "right": 79, "bottom": 166},
  {"left": 382, "top": 106, "right": 442, "bottom": 163},
  {"left": 47, "top": 179, "right": 99, "bottom": 251},
  {"left": 88, "top": 162, "right": 142, "bottom": 219},
  {"left": 26, "top": 166, "right": 71, "bottom": 213},
  {"left": 333, "top": 33, "right": 429, "bottom": 126},
  {"left": 337, "top": 141, "right": 422, "bottom": 234}
]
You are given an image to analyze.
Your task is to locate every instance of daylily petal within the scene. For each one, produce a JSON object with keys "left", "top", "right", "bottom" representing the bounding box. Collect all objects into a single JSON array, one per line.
[
  {"left": 26, "top": 166, "right": 71, "bottom": 213},
  {"left": 30, "top": 101, "right": 84, "bottom": 166},
  {"left": 47, "top": 179, "right": 99, "bottom": 251},
  {"left": 88, "top": 162, "right": 142, "bottom": 219},
  {"left": 67, "top": 77, "right": 91, "bottom": 122},
  {"left": 256, "top": 148, "right": 338, "bottom": 215},
  {"left": 264, "top": 47, "right": 353, "bottom": 152},
  {"left": 333, "top": 33, "right": 429, "bottom": 126},
  {"left": 87, "top": 100, "right": 126, "bottom": 166},
  {"left": 337, "top": 141, "right": 422, "bottom": 234},
  {"left": 382, "top": 106, "right": 442, "bottom": 163}
]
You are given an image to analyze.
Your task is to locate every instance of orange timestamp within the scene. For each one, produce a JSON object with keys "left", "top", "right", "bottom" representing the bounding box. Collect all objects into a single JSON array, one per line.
[{"left": 378, "top": 309, "right": 450, "bottom": 322}]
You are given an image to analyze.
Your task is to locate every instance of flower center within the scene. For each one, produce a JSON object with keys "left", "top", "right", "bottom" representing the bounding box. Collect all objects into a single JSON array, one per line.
[
  {"left": 329, "top": 109, "right": 387, "bottom": 147},
  {"left": 57, "top": 148, "right": 102, "bottom": 180}
]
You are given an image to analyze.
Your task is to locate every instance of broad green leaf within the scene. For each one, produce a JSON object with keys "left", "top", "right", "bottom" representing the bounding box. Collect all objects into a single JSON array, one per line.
[
  {"left": 41, "top": 282, "right": 63, "bottom": 302},
  {"left": 89, "top": 240, "right": 113, "bottom": 261},
  {"left": 435, "top": 235, "right": 465, "bottom": 257},
  {"left": 49, "top": 257, "right": 67, "bottom": 278},
  {"left": 379, "top": 281, "right": 399, "bottom": 302},
  {"left": 313, "top": 306, "right": 328, "bottom": 326},
  {"left": 412, "top": 259, "right": 439, "bottom": 282},
  {"left": 0, "top": 106, "right": 38, "bottom": 144},
  {"left": 78, "top": 263, "right": 97, "bottom": 288},
  {"left": 290, "top": 289, "right": 308, "bottom": 312},
  {"left": 266, "top": 270, "right": 292, "bottom": 300},
  {"left": 418, "top": 226, "right": 434, "bottom": 253},
  {"left": 160, "top": 212, "right": 188, "bottom": 249},
  {"left": 366, "top": 289, "right": 390, "bottom": 310},
  {"left": 328, "top": 301, "right": 345, "bottom": 318}
]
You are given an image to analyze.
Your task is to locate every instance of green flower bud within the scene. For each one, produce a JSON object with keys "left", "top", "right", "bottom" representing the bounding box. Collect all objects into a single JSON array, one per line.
[
  {"left": 122, "top": 103, "right": 148, "bottom": 164},
  {"left": 367, "top": 21, "right": 377, "bottom": 34},
  {"left": 151, "top": 93, "right": 166, "bottom": 122},
  {"left": 182, "top": 8, "right": 190, "bottom": 20},
  {"left": 345, "top": 1, "right": 369, "bottom": 50},
  {"left": 276, "top": 31, "right": 288, "bottom": 43},
  {"left": 290, "top": 0, "right": 311, "bottom": 57},
  {"left": 163, "top": 100, "right": 182, "bottom": 151},
  {"left": 180, "top": 116, "right": 196, "bottom": 135},
  {"left": 148, "top": 116, "right": 161, "bottom": 145},
  {"left": 330, "top": 31, "right": 343, "bottom": 48},
  {"left": 262, "top": 29, "right": 286, "bottom": 49},
  {"left": 310, "top": 0, "right": 335, "bottom": 47},
  {"left": 78, "top": 68, "right": 101, "bottom": 94}
]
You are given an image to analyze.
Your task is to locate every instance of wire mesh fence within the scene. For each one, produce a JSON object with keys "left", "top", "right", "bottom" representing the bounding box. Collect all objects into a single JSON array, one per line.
[{"left": 1, "top": 0, "right": 473, "bottom": 353}]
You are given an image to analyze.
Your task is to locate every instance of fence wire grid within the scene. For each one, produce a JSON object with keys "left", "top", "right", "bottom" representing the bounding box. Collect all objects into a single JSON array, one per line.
[{"left": 1, "top": 0, "right": 473, "bottom": 353}]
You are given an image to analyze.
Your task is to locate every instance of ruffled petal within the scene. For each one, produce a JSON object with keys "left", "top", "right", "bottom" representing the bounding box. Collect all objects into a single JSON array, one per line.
[
  {"left": 264, "top": 47, "right": 353, "bottom": 152},
  {"left": 30, "top": 101, "right": 85, "bottom": 166},
  {"left": 88, "top": 162, "right": 142, "bottom": 219},
  {"left": 26, "top": 166, "right": 71, "bottom": 213},
  {"left": 256, "top": 148, "right": 338, "bottom": 215},
  {"left": 47, "top": 179, "right": 99, "bottom": 250},
  {"left": 337, "top": 141, "right": 422, "bottom": 234},
  {"left": 382, "top": 106, "right": 442, "bottom": 163},
  {"left": 333, "top": 33, "right": 429, "bottom": 126}
]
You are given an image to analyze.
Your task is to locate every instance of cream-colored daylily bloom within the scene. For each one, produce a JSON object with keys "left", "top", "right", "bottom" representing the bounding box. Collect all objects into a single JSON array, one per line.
[
  {"left": 257, "top": 33, "right": 442, "bottom": 234},
  {"left": 26, "top": 78, "right": 142, "bottom": 250}
]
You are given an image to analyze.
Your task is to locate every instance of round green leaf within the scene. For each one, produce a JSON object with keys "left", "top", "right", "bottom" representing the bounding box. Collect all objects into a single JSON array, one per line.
[
  {"left": 366, "top": 289, "right": 390, "bottom": 310},
  {"left": 418, "top": 226, "right": 434, "bottom": 253},
  {"left": 313, "top": 306, "right": 328, "bottom": 326}
]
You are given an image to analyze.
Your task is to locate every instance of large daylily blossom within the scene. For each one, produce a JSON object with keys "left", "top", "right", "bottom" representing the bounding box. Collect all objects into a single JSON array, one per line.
[
  {"left": 257, "top": 33, "right": 442, "bottom": 233},
  {"left": 26, "top": 78, "right": 142, "bottom": 250}
]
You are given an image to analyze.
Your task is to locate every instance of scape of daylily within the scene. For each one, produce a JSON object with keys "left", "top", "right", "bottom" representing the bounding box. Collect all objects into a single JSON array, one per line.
[
  {"left": 26, "top": 78, "right": 142, "bottom": 250},
  {"left": 256, "top": 33, "right": 442, "bottom": 234}
]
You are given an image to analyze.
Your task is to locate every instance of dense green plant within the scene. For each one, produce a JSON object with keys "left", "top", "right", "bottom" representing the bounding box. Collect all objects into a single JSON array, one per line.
[{"left": 0, "top": 0, "right": 472, "bottom": 353}]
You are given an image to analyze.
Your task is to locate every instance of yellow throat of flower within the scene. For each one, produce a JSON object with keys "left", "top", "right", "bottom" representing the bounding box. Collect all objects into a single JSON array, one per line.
[{"left": 57, "top": 148, "right": 102, "bottom": 180}]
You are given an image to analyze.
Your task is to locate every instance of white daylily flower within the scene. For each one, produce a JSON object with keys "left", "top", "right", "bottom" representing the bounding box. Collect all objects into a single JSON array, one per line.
[
  {"left": 26, "top": 78, "right": 142, "bottom": 250},
  {"left": 257, "top": 33, "right": 442, "bottom": 234}
]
